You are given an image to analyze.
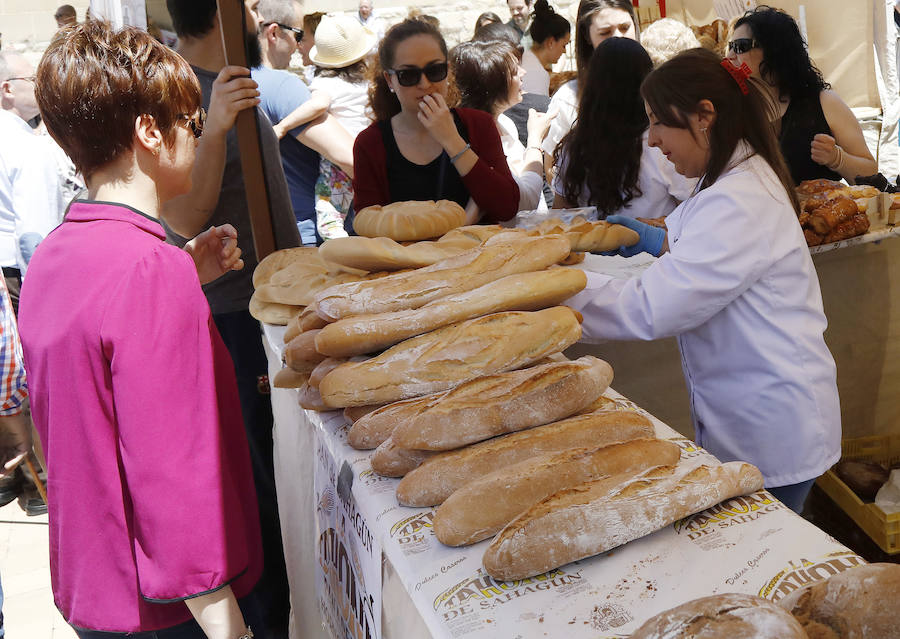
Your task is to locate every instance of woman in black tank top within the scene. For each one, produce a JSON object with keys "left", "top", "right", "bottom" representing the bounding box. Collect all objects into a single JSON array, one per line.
[{"left": 725, "top": 7, "right": 876, "bottom": 185}]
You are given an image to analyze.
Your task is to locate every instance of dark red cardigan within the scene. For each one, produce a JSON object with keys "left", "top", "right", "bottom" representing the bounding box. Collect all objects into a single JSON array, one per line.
[{"left": 352, "top": 107, "right": 520, "bottom": 222}]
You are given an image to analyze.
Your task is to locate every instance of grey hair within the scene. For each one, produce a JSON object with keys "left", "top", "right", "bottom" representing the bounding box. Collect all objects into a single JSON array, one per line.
[
  {"left": 257, "top": 0, "right": 302, "bottom": 25},
  {"left": 640, "top": 18, "right": 700, "bottom": 67}
]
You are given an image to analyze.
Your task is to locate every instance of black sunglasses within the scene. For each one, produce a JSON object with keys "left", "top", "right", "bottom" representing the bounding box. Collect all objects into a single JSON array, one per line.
[
  {"left": 387, "top": 62, "right": 448, "bottom": 87},
  {"left": 264, "top": 21, "right": 303, "bottom": 44},
  {"left": 727, "top": 38, "right": 758, "bottom": 55},
  {"left": 177, "top": 108, "right": 207, "bottom": 139}
]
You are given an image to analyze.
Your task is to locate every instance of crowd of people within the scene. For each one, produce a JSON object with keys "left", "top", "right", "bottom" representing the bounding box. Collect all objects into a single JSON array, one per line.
[{"left": 0, "top": 0, "right": 878, "bottom": 637}]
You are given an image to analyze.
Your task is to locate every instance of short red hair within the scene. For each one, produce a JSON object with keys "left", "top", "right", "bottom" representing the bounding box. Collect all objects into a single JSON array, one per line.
[{"left": 36, "top": 21, "right": 201, "bottom": 179}]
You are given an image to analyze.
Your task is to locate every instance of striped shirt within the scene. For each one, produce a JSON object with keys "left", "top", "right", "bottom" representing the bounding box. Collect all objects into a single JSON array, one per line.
[{"left": 0, "top": 277, "right": 27, "bottom": 415}]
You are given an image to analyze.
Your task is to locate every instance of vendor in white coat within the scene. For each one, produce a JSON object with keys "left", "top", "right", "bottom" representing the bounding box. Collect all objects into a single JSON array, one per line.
[{"left": 568, "top": 50, "right": 841, "bottom": 513}]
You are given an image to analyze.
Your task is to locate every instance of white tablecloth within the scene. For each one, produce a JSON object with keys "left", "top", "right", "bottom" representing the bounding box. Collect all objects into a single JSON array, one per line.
[{"left": 264, "top": 324, "right": 861, "bottom": 639}]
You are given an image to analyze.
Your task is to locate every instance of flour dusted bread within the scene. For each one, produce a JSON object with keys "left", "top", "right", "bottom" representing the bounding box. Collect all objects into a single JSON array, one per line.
[
  {"left": 396, "top": 410, "right": 654, "bottom": 505},
  {"left": 315, "top": 268, "right": 587, "bottom": 358},
  {"left": 313, "top": 235, "right": 571, "bottom": 320},
  {"left": 272, "top": 367, "right": 309, "bottom": 389},
  {"left": 348, "top": 356, "right": 608, "bottom": 450},
  {"left": 254, "top": 257, "right": 364, "bottom": 307},
  {"left": 248, "top": 292, "right": 300, "bottom": 326},
  {"left": 483, "top": 462, "right": 764, "bottom": 580},
  {"left": 318, "top": 236, "right": 475, "bottom": 272},
  {"left": 371, "top": 436, "right": 436, "bottom": 477},
  {"left": 318, "top": 306, "right": 582, "bottom": 408},
  {"left": 353, "top": 200, "right": 466, "bottom": 241},
  {"left": 253, "top": 246, "right": 319, "bottom": 287},
  {"left": 391, "top": 356, "right": 611, "bottom": 450},
  {"left": 631, "top": 593, "right": 808, "bottom": 639},
  {"left": 284, "top": 330, "right": 327, "bottom": 373},
  {"left": 434, "top": 439, "right": 680, "bottom": 546},
  {"left": 777, "top": 563, "right": 900, "bottom": 638}
]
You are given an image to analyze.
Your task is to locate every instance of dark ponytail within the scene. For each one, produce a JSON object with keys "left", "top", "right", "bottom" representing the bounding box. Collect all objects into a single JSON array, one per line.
[
  {"left": 369, "top": 18, "right": 449, "bottom": 122},
  {"left": 640, "top": 48, "right": 798, "bottom": 212},
  {"left": 529, "top": 0, "right": 571, "bottom": 45}
]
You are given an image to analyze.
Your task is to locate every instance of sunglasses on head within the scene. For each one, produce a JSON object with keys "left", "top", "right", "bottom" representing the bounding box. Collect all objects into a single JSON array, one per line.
[
  {"left": 727, "top": 38, "right": 758, "bottom": 55},
  {"left": 387, "top": 62, "right": 448, "bottom": 87},
  {"left": 177, "top": 108, "right": 207, "bottom": 139},
  {"left": 264, "top": 21, "right": 304, "bottom": 44}
]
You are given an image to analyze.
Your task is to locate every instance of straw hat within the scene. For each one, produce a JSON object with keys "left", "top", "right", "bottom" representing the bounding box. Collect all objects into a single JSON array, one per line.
[{"left": 309, "top": 14, "right": 377, "bottom": 69}]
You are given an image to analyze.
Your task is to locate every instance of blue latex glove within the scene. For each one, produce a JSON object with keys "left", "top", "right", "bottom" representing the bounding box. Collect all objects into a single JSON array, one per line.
[{"left": 604, "top": 214, "right": 667, "bottom": 257}]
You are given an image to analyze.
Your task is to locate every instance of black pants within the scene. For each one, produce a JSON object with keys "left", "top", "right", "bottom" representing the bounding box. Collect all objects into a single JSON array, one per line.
[{"left": 213, "top": 309, "right": 289, "bottom": 639}]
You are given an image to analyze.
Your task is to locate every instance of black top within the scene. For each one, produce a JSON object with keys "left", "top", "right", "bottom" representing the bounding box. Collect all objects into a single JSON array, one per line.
[
  {"left": 379, "top": 111, "right": 471, "bottom": 209},
  {"left": 778, "top": 91, "right": 842, "bottom": 185}
]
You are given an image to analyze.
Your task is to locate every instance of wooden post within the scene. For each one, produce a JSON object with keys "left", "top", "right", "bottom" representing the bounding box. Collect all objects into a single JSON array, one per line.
[{"left": 216, "top": 0, "right": 276, "bottom": 261}]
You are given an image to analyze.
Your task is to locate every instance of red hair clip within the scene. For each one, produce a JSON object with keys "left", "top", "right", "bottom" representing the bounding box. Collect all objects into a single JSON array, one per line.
[{"left": 721, "top": 59, "right": 752, "bottom": 95}]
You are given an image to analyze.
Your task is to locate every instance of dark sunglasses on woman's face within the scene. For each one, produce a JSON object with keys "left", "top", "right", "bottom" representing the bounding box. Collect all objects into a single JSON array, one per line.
[
  {"left": 387, "top": 62, "right": 449, "bottom": 87},
  {"left": 727, "top": 38, "right": 758, "bottom": 55},
  {"left": 177, "top": 108, "right": 207, "bottom": 139}
]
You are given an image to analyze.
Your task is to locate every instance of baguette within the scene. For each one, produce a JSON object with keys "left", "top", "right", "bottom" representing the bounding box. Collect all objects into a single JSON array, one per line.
[
  {"left": 272, "top": 367, "right": 310, "bottom": 389},
  {"left": 298, "top": 382, "right": 330, "bottom": 411},
  {"left": 314, "top": 235, "right": 571, "bottom": 320},
  {"left": 350, "top": 356, "right": 608, "bottom": 451},
  {"left": 284, "top": 329, "right": 327, "bottom": 373},
  {"left": 315, "top": 268, "right": 587, "bottom": 358},
  {"left": 353, "top": 200, "right": 466, "bottom": 241},
  {"left": 438, "top": 224, "right": 507, "bottom": 245},
  {"left": 343, "top": 404, "right": 384, "bottom": 424},
  {"left": 434, "top": 438, "right": 680, "bottom": 546},
  {"left": 284, "top": 305, "right": 329, "bottom": 343},
  {"left": 396, "top": 410, "right": 654, "bottom": 505},
  {"left": 565, "top": 220, "right": 640, "bottom": 253},
  {"left": 632, "top": 593, "right": 808, "bottom": 639},
  {"left": 318, "top": 236, "right": 475, "bottom": 272},
  {"left": 308, "top": 357, "right": 348, "bottom": 389},
  {"left": 348, "top": 392, "right": 448, "bottom": 450},
  {"left": 318, "top": 307, "right": 582, "bottom": 407},
  {"left": 371, "top": 436, "right": 436, "bottom": 477},
  {"left": 483, "top": 461, "right": 764, "bottom": 580},
  {"left": 391, "top": 356, "right": 612, "bottom": 450}
]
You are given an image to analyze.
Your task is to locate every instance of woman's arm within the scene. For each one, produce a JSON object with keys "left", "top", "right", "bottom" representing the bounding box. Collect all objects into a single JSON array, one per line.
[
  {"left": 185, "top": 586, "right": 248, "bottom": 639},
  {"left": 272, "top": 89, "right": 332, "bottom": 139},
  {"left": 813, "top": 90, "right": 878, "bottom": 183},
  {"left": 295, "top": 112, "right": 355, "bottom": 177},
  {"left": 351, "top": 126, "right": 389, "bottom": 211}
]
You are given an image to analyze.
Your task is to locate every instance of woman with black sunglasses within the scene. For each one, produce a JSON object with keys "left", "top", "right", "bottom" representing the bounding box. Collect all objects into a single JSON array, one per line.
[
  {"left": 352, "top": 18, "right": 520, "bottom": 222},
  {"left": 728, "top": 6, "right": 876, "bottom": 184}
]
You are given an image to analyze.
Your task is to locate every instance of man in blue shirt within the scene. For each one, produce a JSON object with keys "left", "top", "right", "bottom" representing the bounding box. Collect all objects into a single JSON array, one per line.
[{"left": 255, "top": 0, "right": 353, "bottom": 244}]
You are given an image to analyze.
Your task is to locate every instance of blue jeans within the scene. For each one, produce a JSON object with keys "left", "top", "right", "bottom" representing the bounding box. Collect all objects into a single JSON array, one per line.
[{"left": 768, "top": 478, "right": 816, "bottom": 513}]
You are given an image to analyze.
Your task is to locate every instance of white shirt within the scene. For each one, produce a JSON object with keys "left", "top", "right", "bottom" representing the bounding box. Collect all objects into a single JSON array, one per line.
[
  {"left": 542, "top": 78, "right": 578, "bottom": 156},
  {"left": 553, "top": 131, "right": 697, "bottom": 218},
  {"left": 567, "top": 146, "right": 841, "bottom": 487},
  {"left": 521, "top": 48, "right": 550, "bottom": 97},
  {"left": 497, "top": 113, "right": 546, "bottom": 212},
  {"left": 0, "top": 110, "right": 63, "bottom": 270},
  {"left": 308, "top": 75, "right": 372, "bottom": 140}
]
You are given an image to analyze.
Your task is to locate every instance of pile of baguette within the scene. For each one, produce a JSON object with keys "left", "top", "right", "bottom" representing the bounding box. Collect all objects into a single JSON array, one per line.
[
  {"left": 796, "top": 179, "right": 875, "bottom": 246},
  {"left": 253, "top": 214, "right": 764, "bottom": 581}
]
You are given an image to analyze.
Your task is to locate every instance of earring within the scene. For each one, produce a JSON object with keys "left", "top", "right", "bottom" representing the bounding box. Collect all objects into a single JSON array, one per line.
[
  {"left": 389, "top": 87, "right": 395, "bottom": 93},
  {"left": 152, "top": 145, "right": 160, "bottom": 157}
]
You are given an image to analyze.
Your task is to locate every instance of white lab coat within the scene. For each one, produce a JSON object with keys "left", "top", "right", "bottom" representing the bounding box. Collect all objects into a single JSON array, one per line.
[{"left": 567, "top": 144, "right": 841, "bottom": 487}]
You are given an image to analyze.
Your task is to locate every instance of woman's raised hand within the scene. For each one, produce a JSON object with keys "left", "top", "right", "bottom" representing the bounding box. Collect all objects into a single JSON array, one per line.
[
  {"left": 417, "top": 93, "right": 463, "bottom": 150},
  {"left": 185, "top": 224, "right": 244, "bottom": 285}
]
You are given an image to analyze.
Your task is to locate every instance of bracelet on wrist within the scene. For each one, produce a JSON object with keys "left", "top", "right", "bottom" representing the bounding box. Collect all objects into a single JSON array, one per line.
[
  {"left": 449, "top": 143, "right": 471, "bottom": 164},
  {"left": 826, "top": 145, "right": 844, "bottom": 172},
  {"left": 236, "top": 627, "right": 254, "bottom": 639}
]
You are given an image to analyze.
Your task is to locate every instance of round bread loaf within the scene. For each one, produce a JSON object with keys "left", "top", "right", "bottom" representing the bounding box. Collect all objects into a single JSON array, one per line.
[
  {"left": 353, "top": 200, "right": 466, "bottom": 241},
  {"left": 777, "top": 563, "right": 899, "bottom": 638},
  {"left": 631, "top": 593, "right": 808, "bottom": 638}
]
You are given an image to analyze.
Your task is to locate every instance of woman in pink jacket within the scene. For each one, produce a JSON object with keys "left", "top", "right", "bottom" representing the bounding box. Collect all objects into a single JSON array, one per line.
[{"left": 19, "top": 21, "right": 262, "bottom": 639}]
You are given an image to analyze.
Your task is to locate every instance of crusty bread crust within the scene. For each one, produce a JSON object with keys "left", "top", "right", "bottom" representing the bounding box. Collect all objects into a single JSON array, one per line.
[
  {"left": 433, "top": 438, "right": 680, "bottom": 546},
  {"left": 318, "top": 307, "right": 582, "bottom": 408},
  {"left": 396, "top": 409, "right": 654, "bottom": 504},
  {"left": 483, "top": 462, "right": 764, "bottom": 580}
]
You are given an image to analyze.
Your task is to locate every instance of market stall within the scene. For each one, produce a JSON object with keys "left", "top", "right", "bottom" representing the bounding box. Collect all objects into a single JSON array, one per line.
[{"left": 264, "top": 322, "right": 862, "bottom": 638}]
